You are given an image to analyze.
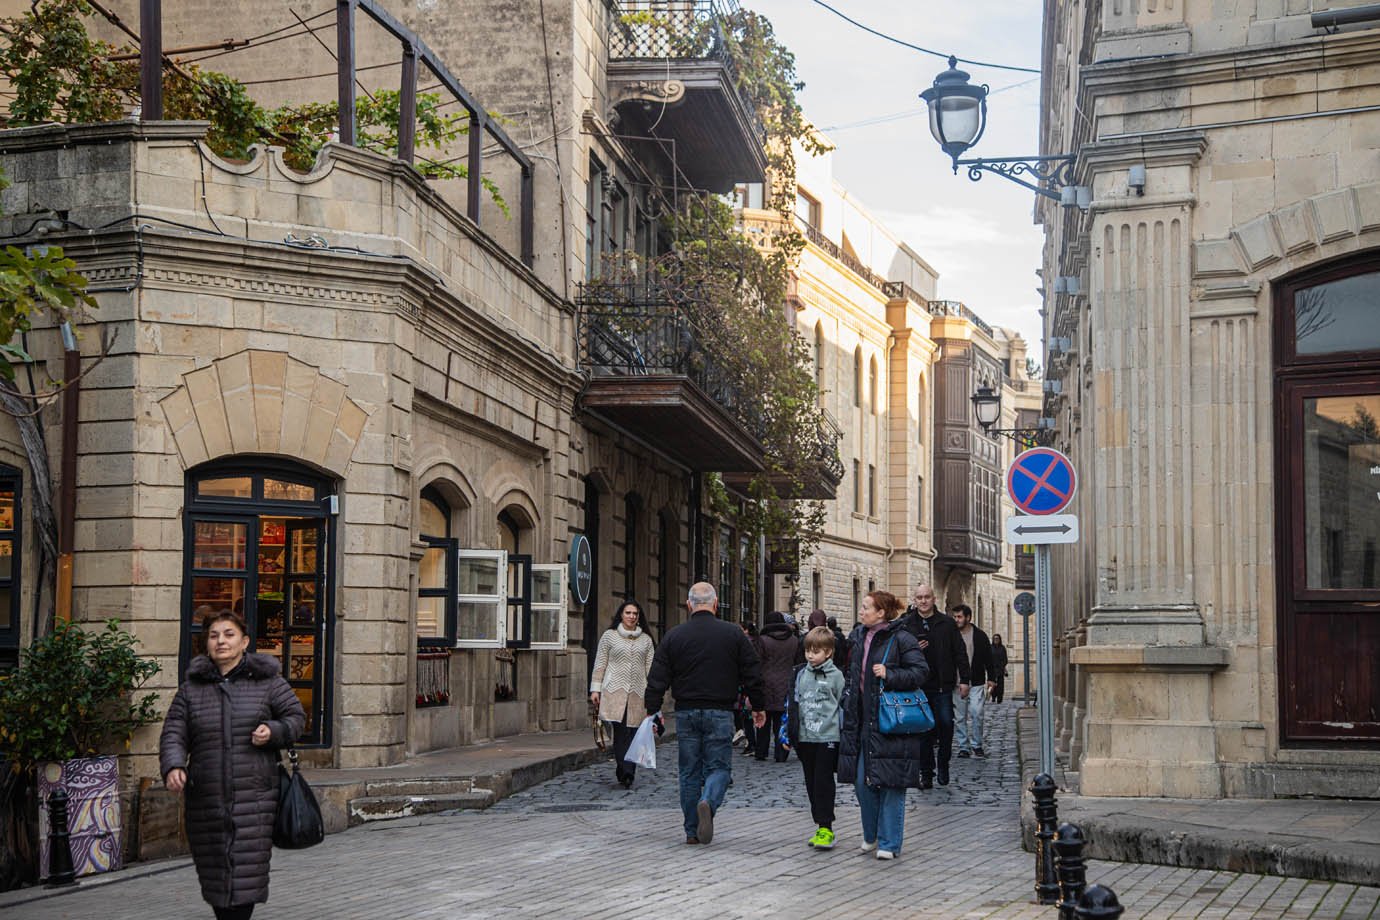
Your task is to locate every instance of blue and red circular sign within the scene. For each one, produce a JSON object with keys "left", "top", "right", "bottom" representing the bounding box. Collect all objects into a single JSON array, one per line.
[{"left": 1007, "top": 447, "right": 1077, "bottom": 516}]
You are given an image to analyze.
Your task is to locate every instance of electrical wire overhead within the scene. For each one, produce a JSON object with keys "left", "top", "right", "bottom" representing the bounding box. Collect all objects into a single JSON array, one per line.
[{"left": 807, "top": 0, "right": 1040, "bottom": 74}]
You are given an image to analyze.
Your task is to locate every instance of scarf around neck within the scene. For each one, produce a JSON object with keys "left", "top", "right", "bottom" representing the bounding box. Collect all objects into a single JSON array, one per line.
[{"left": 617, "top": 624, "right": 643, "bottom": 639}]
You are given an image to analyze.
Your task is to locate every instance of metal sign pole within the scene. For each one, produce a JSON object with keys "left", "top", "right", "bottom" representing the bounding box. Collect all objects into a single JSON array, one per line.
[
  {"left": 1022, "top": 611, "right": 1033, "bottom": 707},
  {"left": 1036, "top": 542, "right": 1056, "bottom": 778}
]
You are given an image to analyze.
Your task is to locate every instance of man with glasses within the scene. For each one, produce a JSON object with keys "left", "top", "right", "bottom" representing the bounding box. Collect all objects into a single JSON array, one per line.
[{"left": 899, "top": 584, "right": 970, "bottom": 788}]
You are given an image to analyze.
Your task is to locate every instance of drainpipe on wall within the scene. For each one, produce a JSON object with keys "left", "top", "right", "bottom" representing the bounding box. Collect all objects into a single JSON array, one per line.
[{"left": 55, "top": 322, "right": 79, "bottom": 625}]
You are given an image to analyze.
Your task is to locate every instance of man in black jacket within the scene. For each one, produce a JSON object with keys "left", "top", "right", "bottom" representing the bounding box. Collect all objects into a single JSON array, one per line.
[
  {"left": 645, "top": 582, "right": 766, "bottom": 845},
  {"left": 951, "top": 604, "right": 994, "bottom": 758},
  {"left": 899, "top": 584, "right": 969, "bottom": 787}
]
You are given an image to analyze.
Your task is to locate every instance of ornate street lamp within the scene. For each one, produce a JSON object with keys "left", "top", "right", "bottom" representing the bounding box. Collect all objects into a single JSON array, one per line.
[
  {"left": 921, "top": 56, "right": 1078, "bottom": 203},
  {"left": 971, "top": 384, "right": 1055, "bottom": 443},
  {"left": 971, "top": 384, "right": 1002, "bottom": 430}
]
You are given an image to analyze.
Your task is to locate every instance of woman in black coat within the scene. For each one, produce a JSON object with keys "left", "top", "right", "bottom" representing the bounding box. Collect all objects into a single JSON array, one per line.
[
  {"left": 753, "top": 611, "right": 800, "bottom": 761},
  {"left": 990, "top": 634, "right": 1010, "bottom": 703},
  {"left": 160, "top": 610, "right": 306, "bottom": 920},
  {"left": 838, "top": 590, "right": 929, "bottom": 860}
]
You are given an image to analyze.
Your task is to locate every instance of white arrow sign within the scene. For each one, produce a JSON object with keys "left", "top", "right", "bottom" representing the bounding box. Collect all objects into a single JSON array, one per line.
[{"left": 1005, "top": 513, "right": 1080, "bottom": 545}]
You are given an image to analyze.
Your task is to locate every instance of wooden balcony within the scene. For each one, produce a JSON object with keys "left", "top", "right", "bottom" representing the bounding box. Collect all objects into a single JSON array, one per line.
[
  {"left": 933, "top": 340, "right": 1004, "bottom": 574},
  {"left": 577, "top": 282, "right": 765, "bottom": 473},
  {"left": 608, "top": 1, "right": 768, "bottom": 192}
]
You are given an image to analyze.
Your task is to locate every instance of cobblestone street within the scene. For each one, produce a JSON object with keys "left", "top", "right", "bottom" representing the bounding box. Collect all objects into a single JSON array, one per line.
[{"left": 14, "top": 705, "right": 1380, "bottom": 919}]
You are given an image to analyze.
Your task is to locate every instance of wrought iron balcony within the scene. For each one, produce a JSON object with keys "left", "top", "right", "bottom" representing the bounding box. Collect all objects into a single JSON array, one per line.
[
  {"left": 608, "top": 0, "right": 768, "bottom": 192},
  {"left": 722, "top": 407, "right": 844, "bottom": 500},
  {"left": 577, "top": 279, "right": 766, "bottom": 472}
]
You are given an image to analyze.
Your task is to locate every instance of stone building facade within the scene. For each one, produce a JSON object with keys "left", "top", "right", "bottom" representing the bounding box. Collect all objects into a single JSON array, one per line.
[
  {"left": 0, "top": 0, "right": 784, "bottom": 787},
  {"left": 1040, "top": 0, "right": 1380, "bottom": 797},
  {"left": 749, "top": 147, "right": 1040, "bottom": 692}
]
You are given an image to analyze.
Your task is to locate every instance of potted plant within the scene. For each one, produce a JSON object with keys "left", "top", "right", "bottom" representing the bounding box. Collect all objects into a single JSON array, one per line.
[{"left": 0, "top": 619, "right": 160, "bottom": 885}]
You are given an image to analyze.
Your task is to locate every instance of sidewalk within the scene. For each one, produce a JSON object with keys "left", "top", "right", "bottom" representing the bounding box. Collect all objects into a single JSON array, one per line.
[
  {"left": 0, "top": 727, "right": 612, "bottom": 911},
  {"left": 304, "top": 728, "right": 609, "bottom": 830},
  {"left": 1016, "top": 708, "right": 1380, "bottom": 886}
]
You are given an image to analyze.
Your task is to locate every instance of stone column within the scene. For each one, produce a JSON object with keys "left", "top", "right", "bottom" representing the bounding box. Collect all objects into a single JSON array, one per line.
[{"left": 1070, "top": 135, "right": 1228, "bottom": 797}]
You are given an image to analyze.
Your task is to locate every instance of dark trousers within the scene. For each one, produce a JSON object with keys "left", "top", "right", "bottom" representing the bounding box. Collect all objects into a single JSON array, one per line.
[
  {"left": 736, "top": 708, "right": 757, "bottom": 749},
  {"left": 609, "top": 718, "right": 638, "bottom": 783},
  {"left": 991, "top": 677, "right": 1005, "bottom": 703},
  {"left": 795, "top": 740, "right": 838, "bottom": 829},
  {"left": 213, "top": 907, "right": 254, "bottom": 920},
  {"left": 754, "top": 712, "right": 789, "bottom": 761},
  {"left": 918, "top": 688, "right": 956, "bottom": 778}
]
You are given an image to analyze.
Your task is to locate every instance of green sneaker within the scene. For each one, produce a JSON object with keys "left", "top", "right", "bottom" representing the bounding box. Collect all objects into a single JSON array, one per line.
[{"left": 808, "top": 827, "right": 836, "bottom": 849}]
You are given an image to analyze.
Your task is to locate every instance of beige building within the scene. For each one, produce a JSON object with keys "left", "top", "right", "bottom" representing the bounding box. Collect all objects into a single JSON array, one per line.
[
  {"left": 0, "top": 0, "right": 788, "bottom": 800},
  {"left": 1040, "top": 0, "right": 1380, "bottom": 797},
  {"left": 744, "top": 145, "right": 1041, "bottom": 690}
]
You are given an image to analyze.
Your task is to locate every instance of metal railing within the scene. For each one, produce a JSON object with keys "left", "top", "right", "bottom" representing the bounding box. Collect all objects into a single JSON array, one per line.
[
  {"left": 881, "top": 280, "right": 933, "bottom": 314},
  {"left": 610, "top": 0, "right": 767, "bottom": 147},
  {"left": 813, "top": 409, "right": 846, "bottom": 484},
  {"left": 930, "top": 299, "right": 995, "bottom": 338},
  {"left": 800, "top": 223, "right": 895, "bottom": 297},
  {"left": 576, "top": 278, "right": 765, "bottom": 439}
]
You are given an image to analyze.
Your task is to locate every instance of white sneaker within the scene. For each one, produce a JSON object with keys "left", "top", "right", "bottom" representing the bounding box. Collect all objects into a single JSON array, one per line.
[
  {"left": 859, "top": 840, "right": 878, "bottom": 853},
  {"left": 876, "top": 850, "right": 896, "bottom": 860},
  {"left": 732, "top": 729, "right": 746, "bottom": 745}
]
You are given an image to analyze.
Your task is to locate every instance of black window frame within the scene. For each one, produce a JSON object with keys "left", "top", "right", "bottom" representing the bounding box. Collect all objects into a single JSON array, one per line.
[
  {"left": 418, "top": 486, "right": 457, "bottom": 648},
  {"left": 0, "top": 464, "right": 20, "bottom": 669},
  {"left": 182, "top": 458, "right": 335, "bottom": 747}
]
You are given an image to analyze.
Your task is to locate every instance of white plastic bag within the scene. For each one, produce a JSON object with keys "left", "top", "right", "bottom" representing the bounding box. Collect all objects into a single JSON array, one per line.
[{"left": 626, "top": 715, "right": 658, "bottom": 769}]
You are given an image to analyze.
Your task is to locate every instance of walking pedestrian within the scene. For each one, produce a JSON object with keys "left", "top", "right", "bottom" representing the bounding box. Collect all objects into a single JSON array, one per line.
[
  {"left": 838, "top": 590, "right": 929, "bottom": 861},
  {"left": 787, "top": 627, "right": 845, "bottom": 849},
  {"left": 754, "top": 611, "right": 799, "bottom": 762},
  {"left": 899, "top": 584, "right": 969, "bottom": 788},
  {"left": 734, "top": 622, "right": 759, "bottom": 753},
  {"left": 159, "top": 610, "right": 306, "bottom": 920},
  {"left": 589, "top": 599, "right": 656, "bottom": 788},
  {"left": 825, "top": 615, "right": 851, "bottom": 674},
  {"left": 951, "top": 605, "right": 994, "bottom": 758},
  {"left": 990, "top": 634, "right": 1009, "bottom": 703},
  {"left": 645, "top": 583, "right": 766, "bottom": 845}
]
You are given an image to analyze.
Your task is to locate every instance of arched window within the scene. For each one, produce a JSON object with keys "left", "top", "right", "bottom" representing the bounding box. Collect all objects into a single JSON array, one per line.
[
  {"left": 917, "top": 373, "right": 927, "bottom": 446},
  {"left": 417, "top": 486, "right": 455, "bottom": 645},
  {"left": 853, "top": 346, "right": 863, "bottom": 408},
  {"left": 869, "top": 356, "right": 879, "bottom": 414},
  {"left": 1275, "top": 254, "right": 1380, "bottom": 743},
  {"left": 184, "top": 459, "right": 334, "bottom": 744},
  {"left": 0, "top": 463, "right": 21, "bottom": 668},
  {"left": 814, "top": 322, "right": 825, "bottom": 390}
]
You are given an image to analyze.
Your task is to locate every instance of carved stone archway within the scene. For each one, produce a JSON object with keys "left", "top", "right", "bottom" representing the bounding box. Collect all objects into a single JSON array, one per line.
[{"left": 159, "top": 349, "right": 370, "bottom": 477}]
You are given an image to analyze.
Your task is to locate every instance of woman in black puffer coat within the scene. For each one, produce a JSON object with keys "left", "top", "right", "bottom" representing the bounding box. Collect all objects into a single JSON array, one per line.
[
  {"left": 753, "top": 611, "right": 801, "bottom": 761},
  {"left": 160, "top": 610, "right": 305, "bottom": 920},
  {"left": 838, "top": 590, "right": 929, "bottom": 860}
]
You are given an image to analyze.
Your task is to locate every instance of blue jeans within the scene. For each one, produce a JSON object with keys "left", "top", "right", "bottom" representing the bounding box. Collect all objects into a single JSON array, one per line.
[
  {"left": 854, "top": 755, "right": 906, "bottom": 854},
  {"left": 676, "top": 709, "right": 735, "bottom": 837},
  {"left": 918, "top": 687, "right": 956, "bottom": 777}
]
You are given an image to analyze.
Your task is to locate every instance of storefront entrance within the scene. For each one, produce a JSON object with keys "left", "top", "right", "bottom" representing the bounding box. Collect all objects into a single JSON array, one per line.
[
  {"left": 1275, "top": 256, "right": 1380, "bottom": 744},
  {"left": 182, "top": 461, "right": 334, "bottom": 745}
]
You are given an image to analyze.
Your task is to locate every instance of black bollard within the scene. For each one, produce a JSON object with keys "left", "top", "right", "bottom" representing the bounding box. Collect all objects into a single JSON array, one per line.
[
  {"left": 1074, "top": 884, "right": 1125, "bottom": 920},
  {"left": 1053, "top": 822, "right": 1088, "bottom": 920},
  {"left": 1030, "top": 772, "right": 1060, "bottom": 905},
  {"left": 45, "top": 787, "right": 77, "bottom": 887}
]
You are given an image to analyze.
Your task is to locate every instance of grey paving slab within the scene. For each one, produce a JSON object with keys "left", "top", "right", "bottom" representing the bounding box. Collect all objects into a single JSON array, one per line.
[{"left": 10, "top": 705, "right": 1380, "bottom": 919}]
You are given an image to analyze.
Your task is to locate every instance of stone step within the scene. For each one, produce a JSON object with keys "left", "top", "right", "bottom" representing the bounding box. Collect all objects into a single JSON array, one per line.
[
  {"left": 362, "top": 777, "right": 475, "bottom": 797},
  {"left": 348, "top": 790, "right": 495, "bottom": 825}
]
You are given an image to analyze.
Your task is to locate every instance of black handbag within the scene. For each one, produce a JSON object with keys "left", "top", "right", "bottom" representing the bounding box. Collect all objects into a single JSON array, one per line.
[{"left": 273, "top": 748, "right": 325, "bottom": 849}]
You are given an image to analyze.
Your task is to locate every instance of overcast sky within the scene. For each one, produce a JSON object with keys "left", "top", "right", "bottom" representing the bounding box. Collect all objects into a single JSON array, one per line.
[{"left": 747, "top": 0, "right": 1045, "bottom": 352}]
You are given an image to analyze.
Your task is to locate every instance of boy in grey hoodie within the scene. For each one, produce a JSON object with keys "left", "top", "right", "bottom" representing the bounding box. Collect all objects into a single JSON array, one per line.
[{"left": 788, "top": 626, "right": 846, "bottom": 849}]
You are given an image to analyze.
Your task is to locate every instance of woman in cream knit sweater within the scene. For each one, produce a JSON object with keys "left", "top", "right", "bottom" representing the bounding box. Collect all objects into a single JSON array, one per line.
[{"left": 589, "top": 600, "right": 656, "bottom": 788}]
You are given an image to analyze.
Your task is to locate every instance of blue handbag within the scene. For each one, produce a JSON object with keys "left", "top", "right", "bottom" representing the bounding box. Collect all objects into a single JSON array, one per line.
[{"left": 876, "top": 635, "right": 935, "bottom": 735}]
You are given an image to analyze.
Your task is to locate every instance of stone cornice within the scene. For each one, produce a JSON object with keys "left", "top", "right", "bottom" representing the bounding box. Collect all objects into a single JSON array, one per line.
[
  {"left": 0, "top": 119, "right": 209, "bottom": 153},
  {"left": 49, "top": 226, "right": 582, "bottom": 396},
  {"left": 414, "top": 391, "right": 551, "bottom": 462},
  {"left": 1081, "top": 30, "right": 1380, "bottom": 96},
  {"left": 1080, "top": 132, "right": 1208, "bottom": 171}
]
